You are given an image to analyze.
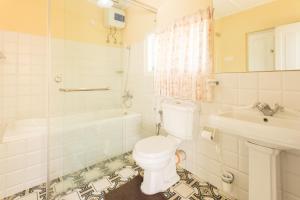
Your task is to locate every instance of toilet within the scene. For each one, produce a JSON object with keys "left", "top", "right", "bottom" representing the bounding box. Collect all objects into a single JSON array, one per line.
[{"left": 133, "top": 102, "right": 197, "bottom": 195}]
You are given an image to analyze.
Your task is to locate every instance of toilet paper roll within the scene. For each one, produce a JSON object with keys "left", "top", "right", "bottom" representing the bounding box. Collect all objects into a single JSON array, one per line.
[{"left": 201, "top": 130, "right": 214, "bottom": 141}]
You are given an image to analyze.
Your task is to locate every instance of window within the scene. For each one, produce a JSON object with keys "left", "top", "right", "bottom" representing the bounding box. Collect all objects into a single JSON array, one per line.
[{"left": 145, "top": 33, "right": 157, "bottom": 73}]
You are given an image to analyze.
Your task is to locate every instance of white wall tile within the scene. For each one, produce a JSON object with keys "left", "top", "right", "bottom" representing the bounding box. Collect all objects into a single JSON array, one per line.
[
  {"left": 26, "top": 164, "right": 45, "bottom": 181},
  {"left": 27, "top": 151, "right": 45, "bottom": 166},
  {"left": 222, "top": 151, "right": 238, "bottom": 169},
  {"left": 258, "top": 72, "right": 282, "bottom": 90},
  {"left": 216, "top": 73, "right": 239, "bottom": 88},
  {"left": 239, "top": 156, "right": 249, "bottom": 174},
  {"left": 238, "top": 73, "right": 258, "bottom": 89},
  {"left": 0, "top": 30, "right": 48, "bottom": 122},
  {"left": 4, "top": 184, "right": 26, "bottom": 198},
  {"left": 5, "top": 170, "right": 27, "bottom": 188},
  {"left": 220, "top": 134, "right": 238, "bottom": 153},
  {"left": 283, "top": 71, "right": 300, "bottom": 92},
  {"left": 238, "top": 189, "right": 249, "bottom": 200},
  {"left": 238, "top": 139, "right": 249, "bottom": 157},
  {"left": 4, "top": 155, "right": 27, "bottom": 174},
  {"left": 238, "top": 89, "right": 258, "bottom": 106},
  {"left": 3, "top": 64, "right": 17, "bottom": 75},
  {"left": 283, "top": 193, "right": 300, "bottom": 200},
  {"left": 6, "top": 140, "right": 27, "bottom": 157},
  {"left": 0, "top": 160, "right": 5, "bottom": 175},
  {"left": 282, "top": 153, "right": 300, "bottom": 176},
  {"left": 214, "top": 88, "right": 238, "bottom": 105},
  {"left": 259, "top": 90, "right": 282, "bottom": 105},
  {"left": 0, "top": 144, "right": 7, "bottom": 159},
  {"left": 0, "top": 175, "right": 5, "bottom": 191},
  {"left": 283, "top": 172, "right": 300, "bottom": 197},
  {"left": 196, "top": 154, "right": 221, "bottom": 176},
  {"left": 283, "top": 92, "right": 300, "bottom": 110},
  {"left": 238, "top": 172, "right": 249, "bottom": 191},
  {"left": 3, "top": 31, "right": 18, "bottom": 43}
]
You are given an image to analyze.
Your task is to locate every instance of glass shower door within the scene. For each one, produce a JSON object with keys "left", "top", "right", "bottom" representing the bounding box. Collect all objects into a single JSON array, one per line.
[{"left": 48, "top": 0, "right": 128, "bottom": 198}]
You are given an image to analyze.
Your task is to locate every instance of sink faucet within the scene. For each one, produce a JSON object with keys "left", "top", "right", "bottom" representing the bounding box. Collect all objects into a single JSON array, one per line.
[{"left": 253, "top": 102, "right": 284, "bottom": 116}]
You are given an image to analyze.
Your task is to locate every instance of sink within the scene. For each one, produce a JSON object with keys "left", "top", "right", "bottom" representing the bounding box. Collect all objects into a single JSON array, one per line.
[
  {"left": 208, "top": 108, "right": 300, "bottom": 150},
  {"left": 208, "top": 107, "right": 300, "bottom": 200}
]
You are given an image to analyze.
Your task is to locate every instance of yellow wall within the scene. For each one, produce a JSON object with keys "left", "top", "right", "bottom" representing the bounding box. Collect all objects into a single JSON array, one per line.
[
  {"left": 0, "top": 0, "right": 212, "bottom": 45},
  {"left": 51, "top": 0, "right": 123, "bottom": 46},
  {"left": 157, "top": 0, "right": 211, "bottom": 29},
  {"left": 0, "top": 0, "right": 156, "bottom": 46},
  {"left": 0, "top": 0, "right": 122, "bottom": 46},
  {"left": 0, "top": 0, "right": 48, "bottom": 35},
  {"left": 215, "top": 0, "right": 300, "bottom": 73},
  {"left": 123, "top": 6, "right": 156, "bottom": 45},
  {"left": 124, "top": 0, "right": 212, "bottom": 44}
]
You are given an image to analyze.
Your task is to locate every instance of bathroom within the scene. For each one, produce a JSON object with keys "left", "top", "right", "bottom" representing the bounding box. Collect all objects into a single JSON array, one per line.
[{"left": 0, "top": 0, "right": 300, "bottom": 199}]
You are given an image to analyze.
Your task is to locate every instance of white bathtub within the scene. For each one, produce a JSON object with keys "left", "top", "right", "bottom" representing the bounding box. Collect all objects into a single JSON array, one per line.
[
  {"left": 3, "top": 118, "right": 48, "bottom": 142},
  {"left": 0, "top": 109, "right": 143, "bottom": 198},
  {"left": 2, "top": 109, "right": 141, "bottom": 143}
]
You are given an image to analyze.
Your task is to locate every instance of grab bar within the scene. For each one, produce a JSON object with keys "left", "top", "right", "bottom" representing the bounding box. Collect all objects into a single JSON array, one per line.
[{"left": 59, "top": 87, "right": 110, "bottom": 92}]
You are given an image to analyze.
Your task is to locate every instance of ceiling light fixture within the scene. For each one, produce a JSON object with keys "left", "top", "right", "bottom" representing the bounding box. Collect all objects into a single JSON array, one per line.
[{"left": 97, "top": 0, "right": 114, "bottom": 8}]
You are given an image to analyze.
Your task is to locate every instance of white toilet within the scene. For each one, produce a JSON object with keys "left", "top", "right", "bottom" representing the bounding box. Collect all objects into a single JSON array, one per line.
[{"left": 133, "top": 102, "right": 197, "bottom": 195}]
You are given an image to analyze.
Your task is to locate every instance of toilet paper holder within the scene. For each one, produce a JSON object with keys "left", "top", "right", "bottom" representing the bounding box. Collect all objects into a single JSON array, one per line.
[{"left": 201, "top": 126, "right": 216, "bottom": 141}]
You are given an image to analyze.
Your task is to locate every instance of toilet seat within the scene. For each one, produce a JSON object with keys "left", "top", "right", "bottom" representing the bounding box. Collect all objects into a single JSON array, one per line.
[{"left": 134, "top": 136, "right": 176, "bottom": 159}]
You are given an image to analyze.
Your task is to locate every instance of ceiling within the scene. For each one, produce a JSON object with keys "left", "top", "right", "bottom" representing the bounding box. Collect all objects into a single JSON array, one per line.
[
  {"left": 213, "top": 0, "right": 276, "bottom": 19},
  {"left": 136, "top": 0, "right": 165, "bottom": 9},
  {"left": 128, "top": 0, "right": 276, "bottom": 18}
]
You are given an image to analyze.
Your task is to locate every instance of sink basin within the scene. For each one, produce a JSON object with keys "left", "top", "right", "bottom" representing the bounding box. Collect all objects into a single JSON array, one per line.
[
  {"left": 208, "top": 108, "right": 300, "bottom": 150},
  {"left": 208, "top": 107, "right": 300, "bottom": 200}
]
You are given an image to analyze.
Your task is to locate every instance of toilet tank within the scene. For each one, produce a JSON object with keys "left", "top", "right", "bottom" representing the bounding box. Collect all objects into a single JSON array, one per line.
[{"left": 162, "top": 102, "right": 198, "bottom": 140}]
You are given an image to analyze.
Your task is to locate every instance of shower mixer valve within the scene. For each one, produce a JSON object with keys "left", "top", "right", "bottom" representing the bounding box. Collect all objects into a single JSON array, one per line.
[{"left": 122, "top": 90, "right": 133, "bottom": 100}]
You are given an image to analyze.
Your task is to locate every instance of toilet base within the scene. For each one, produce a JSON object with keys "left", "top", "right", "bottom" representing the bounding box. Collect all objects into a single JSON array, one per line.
[
  {"left": 141, "top": 172, "right": 180, "bottom": 195},
  {"left": 140, "top": 156, "right": 179, "bottom": 195}
]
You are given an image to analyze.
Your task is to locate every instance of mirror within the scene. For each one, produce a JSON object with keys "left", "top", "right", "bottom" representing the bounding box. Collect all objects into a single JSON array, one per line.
[{"left": 213, "top": 0, "right": 300, "bottom": 73}]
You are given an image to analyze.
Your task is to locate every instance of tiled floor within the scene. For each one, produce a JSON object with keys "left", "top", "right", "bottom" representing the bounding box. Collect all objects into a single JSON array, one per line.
[{"left": 2, "top": 152, "right": 233, "bottom": 200}]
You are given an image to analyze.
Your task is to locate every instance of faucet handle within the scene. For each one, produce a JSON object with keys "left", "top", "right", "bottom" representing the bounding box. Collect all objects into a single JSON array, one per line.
[
  {"left": 252, "top": 102, "right": 261, "bottom": 108},
  {"left": 274, "top": 103, "right": 284, "bottom": 112}
]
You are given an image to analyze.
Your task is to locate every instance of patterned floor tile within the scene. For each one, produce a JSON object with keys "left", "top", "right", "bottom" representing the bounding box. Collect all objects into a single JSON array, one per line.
[
  {"left": 116, "top": 167, "right": 138, "bottom": 181},
  {"left": 173, "top": 182, "right": 195, "bottom": 199},
  {"left": 1, "top": 152, "right": 234, "bottom": 200},
  {"left": 2, "top": 183, "right": 46, "bottom": 200},
  {"left": 57, "top": 191, "right": 81, "bottom": 200},
  {"left": 18, "top": 193, "right": 39, "bottom": 200},
  {"left": 91, "top": 177, "right": 113, "bottom": 193}
]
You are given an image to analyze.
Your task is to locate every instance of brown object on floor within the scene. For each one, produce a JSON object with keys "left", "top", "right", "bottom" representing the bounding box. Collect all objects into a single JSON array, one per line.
[{"left": 105, "top": 176, "right": 166, "bottom": 200}]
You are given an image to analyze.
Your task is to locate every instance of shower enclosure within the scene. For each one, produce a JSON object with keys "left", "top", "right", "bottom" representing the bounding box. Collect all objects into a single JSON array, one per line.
[
  {"left": 48, "top": 0, "right": 132, "bottom": 199},
  {"left": 47, "top": 0, "right": 155, "bottom": 199}
]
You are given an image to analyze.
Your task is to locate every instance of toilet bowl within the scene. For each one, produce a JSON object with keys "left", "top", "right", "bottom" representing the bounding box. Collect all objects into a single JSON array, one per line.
[
  {"left": 133, "top": 102, "right": 197, "bottom": 195},
  {"left": 133, "top": 135, "right": 180, "bottom": 195}
]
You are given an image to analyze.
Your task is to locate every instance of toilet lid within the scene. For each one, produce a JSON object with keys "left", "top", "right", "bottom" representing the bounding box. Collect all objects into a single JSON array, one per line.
[{"left": 134, "top": 136, "right": 176, "bottom": 158}]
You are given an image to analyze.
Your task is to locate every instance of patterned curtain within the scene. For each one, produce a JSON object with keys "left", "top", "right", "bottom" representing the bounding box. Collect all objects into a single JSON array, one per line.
[{"left": 154, "top": 8, "right": 213, "bottom": 101}]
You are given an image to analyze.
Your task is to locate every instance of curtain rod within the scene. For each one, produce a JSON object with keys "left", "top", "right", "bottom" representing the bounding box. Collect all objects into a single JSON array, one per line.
[{"left": 113, "top": 0, "right": 158, "bottom": 14}]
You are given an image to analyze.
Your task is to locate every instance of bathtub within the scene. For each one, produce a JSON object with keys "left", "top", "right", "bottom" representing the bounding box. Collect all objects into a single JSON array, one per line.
[
  {"left": 3, "top": 118, "right": 48, "bottom": 142},
  {"left": 0, "top": 109, "right": 143, "bottom": 198},
  {"left": 2, "top": 109, "right": 142, "bottom": 143}
]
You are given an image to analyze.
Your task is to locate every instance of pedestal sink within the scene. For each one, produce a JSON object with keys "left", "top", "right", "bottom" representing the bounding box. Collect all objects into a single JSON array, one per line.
[{"left": 208, "top": 107, "right": 300, "bottom": 200}]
